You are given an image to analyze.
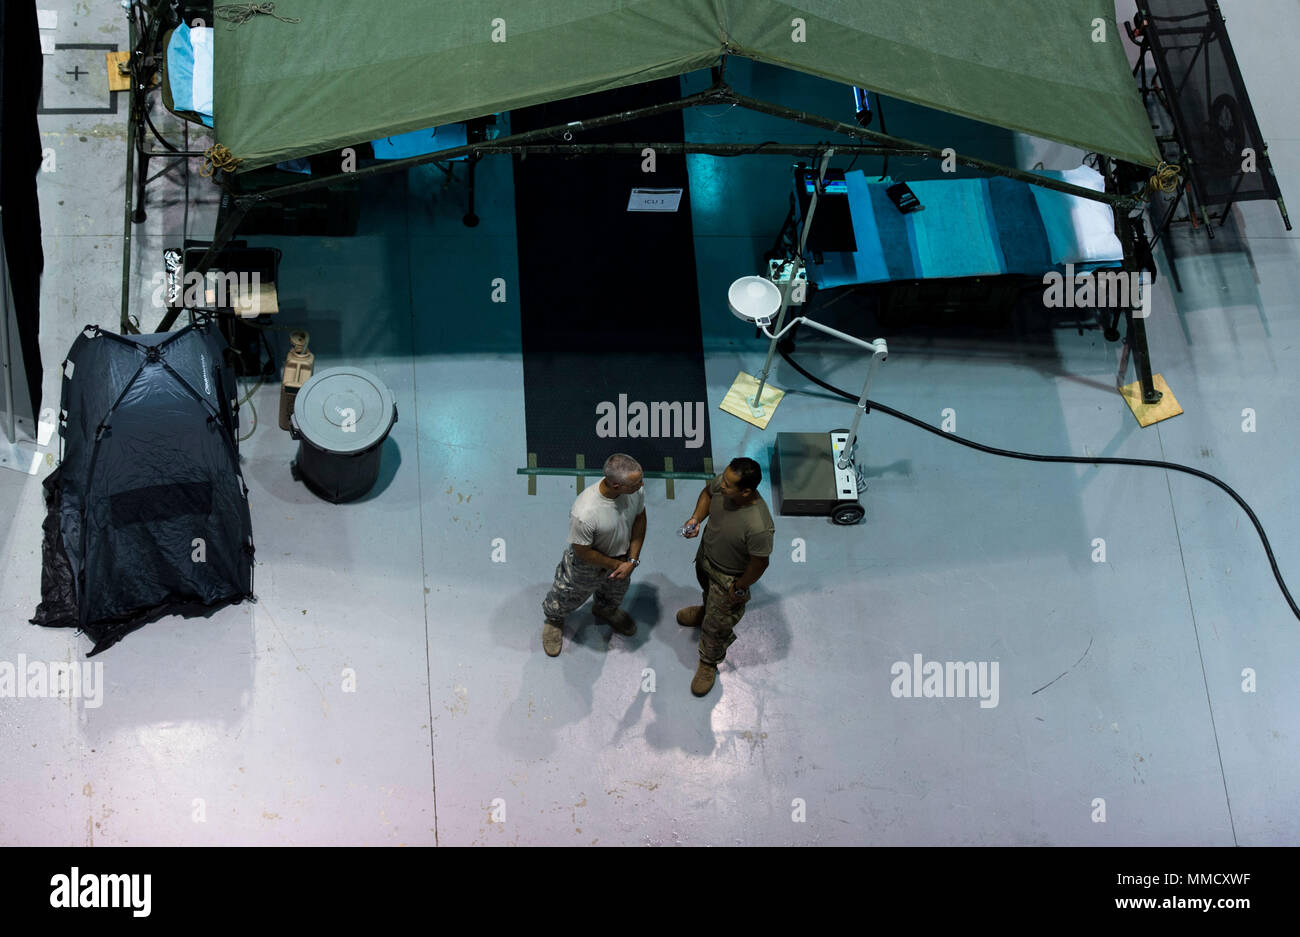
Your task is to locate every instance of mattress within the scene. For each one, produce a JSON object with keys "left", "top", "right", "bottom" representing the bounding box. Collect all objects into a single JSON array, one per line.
[{"left": 807, "top": 166, "right": 1125, "bottom": 290}]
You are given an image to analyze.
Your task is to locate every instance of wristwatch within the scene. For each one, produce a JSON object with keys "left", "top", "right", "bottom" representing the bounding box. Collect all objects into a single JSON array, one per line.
[{"left": 630, "top": 557, "right": 640, "bottom": 568}]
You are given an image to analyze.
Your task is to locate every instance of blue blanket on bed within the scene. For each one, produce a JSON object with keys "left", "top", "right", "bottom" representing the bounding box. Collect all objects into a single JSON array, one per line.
[
  {"left": 370, "top": 123, "right": 468, "bottom": 160},
  {"left": 166, "top": 23, "right": 214, "bottom": 127},
  {"left": 807, "top": 171, "right": 1119, "bottom": 289}
]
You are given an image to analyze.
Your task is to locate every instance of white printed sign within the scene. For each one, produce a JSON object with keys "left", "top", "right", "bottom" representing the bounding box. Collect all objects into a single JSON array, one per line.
[
  {"left": 38, "top": 10, "right": 59, "bottom": 29},
  {"left": 627, "top": 188, "right": 683, "bottom": 212}
]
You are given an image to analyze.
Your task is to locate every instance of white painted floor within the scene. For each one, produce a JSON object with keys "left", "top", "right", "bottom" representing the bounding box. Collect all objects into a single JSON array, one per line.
[{"left": 1, "top": 0, "right": 1297, "bottom": 845}]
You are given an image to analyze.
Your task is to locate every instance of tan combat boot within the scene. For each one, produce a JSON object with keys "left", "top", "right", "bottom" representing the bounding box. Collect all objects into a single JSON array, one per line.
[
  {"left": 542, "top": 619, "right": 564, "bottom": 657},
  {"left": 691, "top": 660, "right": 718, "bottom": 696},
  {"left": 676, "top": 606, "right": 704, "bottom": 627},
  {"left": 592, "top": 604, "right": 636, "bottom": 636}
]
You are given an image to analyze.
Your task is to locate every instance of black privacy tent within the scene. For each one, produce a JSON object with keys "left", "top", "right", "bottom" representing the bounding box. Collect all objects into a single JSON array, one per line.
[{"left": 32, "top": 321, "right": 255, "bottom": 655}]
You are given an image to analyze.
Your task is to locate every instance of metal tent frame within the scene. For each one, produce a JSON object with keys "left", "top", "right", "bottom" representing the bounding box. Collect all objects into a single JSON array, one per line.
[{"left": 118, "top": 0, "right": 1165, "bottom": 405}]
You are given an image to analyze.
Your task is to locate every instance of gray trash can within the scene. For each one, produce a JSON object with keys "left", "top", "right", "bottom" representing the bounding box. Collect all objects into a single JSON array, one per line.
[{"left": 289, "top": 366, "right": 398, "bottom": 502}]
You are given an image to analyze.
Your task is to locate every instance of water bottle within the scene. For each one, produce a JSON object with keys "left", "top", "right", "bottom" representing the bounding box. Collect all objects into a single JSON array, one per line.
[{"left": 678, "top": 521, "right": 698, "bottom": 537}]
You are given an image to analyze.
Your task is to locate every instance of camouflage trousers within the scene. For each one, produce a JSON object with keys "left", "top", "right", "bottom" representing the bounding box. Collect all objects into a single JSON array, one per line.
[
  {"left": 542, "top": 546, "right": 631, "bottom": 622},
  {"left": 695, "top": 553, "right": 751, "bottom": 666}
]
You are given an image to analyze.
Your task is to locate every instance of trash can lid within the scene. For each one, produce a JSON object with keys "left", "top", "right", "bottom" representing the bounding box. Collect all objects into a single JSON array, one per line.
[{"left": 293, "top": 366, "right": 396, "bottom": 455}]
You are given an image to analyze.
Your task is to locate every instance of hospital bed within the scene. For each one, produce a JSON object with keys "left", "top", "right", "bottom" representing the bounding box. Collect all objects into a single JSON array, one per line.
[{"left": 773, "top": 164, "right": 1128, "bottom": 330}]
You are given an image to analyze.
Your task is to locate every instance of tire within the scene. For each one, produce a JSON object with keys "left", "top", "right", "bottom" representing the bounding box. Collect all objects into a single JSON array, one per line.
[{"left": 832, "top": 503, "right": 865, "bottom": 526}]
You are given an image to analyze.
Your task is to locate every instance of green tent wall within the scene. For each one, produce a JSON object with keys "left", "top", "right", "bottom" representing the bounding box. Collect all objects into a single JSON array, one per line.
[{"left": 213, "top": 0, "right": 1161, "bottom": 172}]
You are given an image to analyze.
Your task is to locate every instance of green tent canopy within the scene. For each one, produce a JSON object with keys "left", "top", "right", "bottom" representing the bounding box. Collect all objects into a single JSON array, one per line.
[{"left": 215, "top": 0, "right": 1160, "bottom": 172}]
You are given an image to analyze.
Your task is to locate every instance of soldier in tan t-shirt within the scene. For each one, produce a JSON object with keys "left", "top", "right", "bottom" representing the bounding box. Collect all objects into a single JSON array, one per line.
[
  {"left": 541, "top": 453, "right": 647, "bottom": 657},
  {"left": 678, "top": 457, "right": 774, "bottom": 696}
]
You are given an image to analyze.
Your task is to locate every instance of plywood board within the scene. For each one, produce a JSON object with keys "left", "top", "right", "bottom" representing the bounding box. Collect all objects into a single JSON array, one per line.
[
  {"left": 107, "top": 52, "right": 130, "bottom": 92},
  {"left": 1121, "top": 373, "right": 1183, "bottom": 427},
  {"left": 719, "top": 371, "right": 785, "bottom": 430}
]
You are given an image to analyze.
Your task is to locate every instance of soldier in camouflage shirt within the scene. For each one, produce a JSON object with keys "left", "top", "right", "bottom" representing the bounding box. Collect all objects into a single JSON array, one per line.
[{"left": 678, "top": 457, "right": 774, "bottom": 696}]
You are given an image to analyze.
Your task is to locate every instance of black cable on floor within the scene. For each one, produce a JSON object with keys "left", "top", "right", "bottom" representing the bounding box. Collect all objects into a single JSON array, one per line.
[{"left": 779, "top": 346, "right": 1300, "bottom": 623}]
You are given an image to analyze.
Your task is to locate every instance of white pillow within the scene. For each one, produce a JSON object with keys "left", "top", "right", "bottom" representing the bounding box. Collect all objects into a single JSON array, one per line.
[
  {"left": 1030, "top": 166, "right": 1124, "bottom": 264},
  {"left": 190, "top": 26, "right": 214, "bottom": 117}
]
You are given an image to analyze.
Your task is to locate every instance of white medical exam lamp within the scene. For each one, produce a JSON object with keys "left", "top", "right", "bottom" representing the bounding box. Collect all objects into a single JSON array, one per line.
[
  {"left": 727, "top": 275, "right": 888, "bottom": 525},
  {"left": 719, "top": 149, "right": 841, "bottom": 428}
]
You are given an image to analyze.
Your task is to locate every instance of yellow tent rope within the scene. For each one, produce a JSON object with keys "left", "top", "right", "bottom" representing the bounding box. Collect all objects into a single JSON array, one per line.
[
  {"left": 201, "top": 145, "right": 244, "bottom": 178},
  {"left": 215, "top": 3, "right": 302, "bottom": 29},
  {"left": 1147, "top": 161, "right": 1182, "bottom": 195}
]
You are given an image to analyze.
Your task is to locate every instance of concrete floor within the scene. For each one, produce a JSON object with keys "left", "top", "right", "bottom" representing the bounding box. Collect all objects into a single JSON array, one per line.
[{"left": 2, "top": 1, "right": 1297, "bottom": 846}]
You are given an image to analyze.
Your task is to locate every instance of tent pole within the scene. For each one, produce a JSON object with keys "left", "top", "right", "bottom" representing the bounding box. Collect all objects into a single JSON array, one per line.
[
  {"left": 1115, "top": 209, "right": 1161, "bottom": 404},
  {"left": 463, "top": 154, "right": 481, "bottom": 227},
  {"left": 243, "top": 88, "right": 726, "bottom": 202},
  {"left": 215, "top": 141, "right": 904, "bottom": 219},
  {"left": 120, "top": 4, "right": 139, "bottom": 334},
  {"left": 467, "top": 143, "right": 909, "bottom": 157},
  {"left": 181, "top": 81, "right": 1148, "bottom": 214},
  {"left": 723, "top": 91, "right": 1145, "bottom": 210},
  {"left": 1125, "top": 305, "right": 1160, "bottom": 404}
]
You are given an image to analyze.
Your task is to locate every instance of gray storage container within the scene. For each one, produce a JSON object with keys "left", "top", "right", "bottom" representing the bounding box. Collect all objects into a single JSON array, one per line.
[{"left": 290, "top": 366, "right": 397, "bottom": 502}]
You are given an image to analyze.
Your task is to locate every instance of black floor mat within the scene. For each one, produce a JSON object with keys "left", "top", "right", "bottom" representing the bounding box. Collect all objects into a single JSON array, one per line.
[{"left": 513, "top": 78, "right": 713, "bottom": 475}]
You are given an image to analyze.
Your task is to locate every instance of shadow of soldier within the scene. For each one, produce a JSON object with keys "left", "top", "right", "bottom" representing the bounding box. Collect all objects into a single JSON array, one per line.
[
  {"left": 609, "top": 573, "right": 796, "bottom": 757},
  {"left": 491, "top": 577, "right": 659, "bottom": 761}
]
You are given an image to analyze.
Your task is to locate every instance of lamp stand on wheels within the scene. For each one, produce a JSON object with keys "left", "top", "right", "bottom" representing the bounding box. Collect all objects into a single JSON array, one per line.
[{"left": 728, "top": 274, "right": 888, "bottom": 525}]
